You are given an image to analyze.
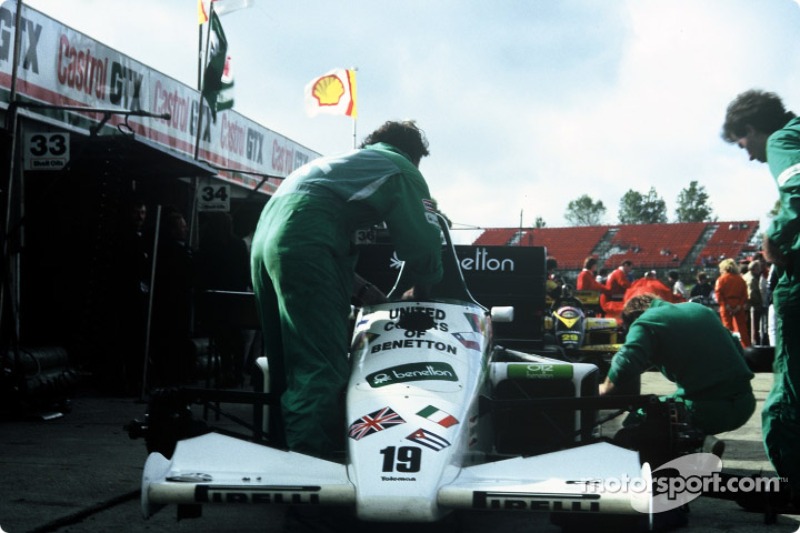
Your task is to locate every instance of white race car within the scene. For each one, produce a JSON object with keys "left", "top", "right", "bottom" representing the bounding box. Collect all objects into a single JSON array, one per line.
[{"left": 134, "top": 215, "right": 685, "bottom": 528}]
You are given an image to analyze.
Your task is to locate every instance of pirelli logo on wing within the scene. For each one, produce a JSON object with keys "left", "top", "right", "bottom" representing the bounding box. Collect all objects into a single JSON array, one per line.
[
  {"left": 472, "top": 491, "right": 600, "bottom": 512},
  {"left": 195, "top": 485, "right": 321, "bottom": 505}
]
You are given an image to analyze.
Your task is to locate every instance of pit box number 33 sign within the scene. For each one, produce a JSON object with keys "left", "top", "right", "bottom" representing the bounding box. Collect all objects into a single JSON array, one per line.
[{"left": 24, "top": 132, "right": 70, "bottom": 171}]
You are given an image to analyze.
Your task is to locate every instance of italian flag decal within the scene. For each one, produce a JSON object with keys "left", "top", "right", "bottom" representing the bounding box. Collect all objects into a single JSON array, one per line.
[{"left": 416, "top": 405, "right": 459, "bottom": 428}]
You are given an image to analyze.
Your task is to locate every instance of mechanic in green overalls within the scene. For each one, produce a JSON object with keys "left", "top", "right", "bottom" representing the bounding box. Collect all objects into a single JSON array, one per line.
[
  {"left": 723, "top": 89, "right": 800, "bottom": 505},
  {"left": 599, "top": 294, "right": 755, "bottom": 439},
  {"left": 250, "top": 120, "right": 443, "bottom": 459}
]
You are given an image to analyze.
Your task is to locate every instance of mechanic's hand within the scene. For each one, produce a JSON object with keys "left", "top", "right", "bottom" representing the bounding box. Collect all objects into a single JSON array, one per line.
[
  {"left": 401, "top": 285, "right": 431, "bottom": 301},
  {"left": 598, "top": 378, "right": 614, "bottom": 396}
]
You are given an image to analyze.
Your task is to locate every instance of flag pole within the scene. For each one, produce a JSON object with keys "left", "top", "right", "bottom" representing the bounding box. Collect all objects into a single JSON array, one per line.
[
  {"left": 197, "top": 22, "right": 203, "bottom": 90},
  {"left": 140, "top": 205, "right": 162, "bottom": 400},
  {"left": 194, "top": 3, "right": 214, "bottom": 161},
  {"left": 351, "top": 66, "right": 358, "bottom": 148},
  {"left": 1, "top": 0, "right": 25, "bottom": 344}
]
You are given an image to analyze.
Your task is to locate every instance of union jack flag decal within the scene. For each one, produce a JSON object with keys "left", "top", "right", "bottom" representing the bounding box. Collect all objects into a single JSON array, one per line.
[{"left": 348, "top": 406, "right": 406, "bottom": 441}]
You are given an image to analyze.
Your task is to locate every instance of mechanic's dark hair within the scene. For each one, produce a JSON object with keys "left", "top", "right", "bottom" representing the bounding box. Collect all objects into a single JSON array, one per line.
[
  {"left": 722, "top": 90, "right": 796, "bottom": 142},
  {"left": 668, "top": 270, "right": 679, "bottom": 281},
  {"left": 583, "top": 256, "right": 598, "bottom": 270},
  {"left": 622, "top": 293, "right": 657, "bottom": 328},
  {"left": 546, "top": 257, "right": 558, "bottom": 271},
  {"left": 621, "top": 260, "right": 633, "bottom": 267},
  {"left": 696, "top": 271, "right": 708, "bottom": 283},
  {"left": 360, "top": 120, "right": 430, "bottom": 166}
]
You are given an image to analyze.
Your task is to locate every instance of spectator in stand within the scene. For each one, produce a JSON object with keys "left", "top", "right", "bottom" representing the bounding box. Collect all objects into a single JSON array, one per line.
[
  {"left": 668, "top": 270, "right": 688, "bottom": 301},
  {"left": 601, "top": 260, "right": 633, "bottom": 317},
  {"left": 576, "top": 256, "right": 609, "bottom": 294},
  {"left": 743, "top": 259, "right": 764, "bottom": 345},
  {"left": 723, "top": 88, "right": 800, "bottom": 508},
  {"left": 690, "top": 272, "right": 714, "bottom": 303},
  {"left": 715, "top": 258, "right": 750, "bottom": 347}
]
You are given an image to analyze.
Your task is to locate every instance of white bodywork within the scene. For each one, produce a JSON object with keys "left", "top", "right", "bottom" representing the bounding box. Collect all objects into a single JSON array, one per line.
[
  {"left": 142, "top": 298, "right": 650, "bottom": 522},
  {"left": 141, "top": 216, "right": 651, "bottom": 523}
]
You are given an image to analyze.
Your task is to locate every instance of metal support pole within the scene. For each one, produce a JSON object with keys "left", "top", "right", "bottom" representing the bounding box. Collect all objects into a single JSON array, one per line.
[{"left": 140, "top": 205, "right": 163, "bottom": 400}]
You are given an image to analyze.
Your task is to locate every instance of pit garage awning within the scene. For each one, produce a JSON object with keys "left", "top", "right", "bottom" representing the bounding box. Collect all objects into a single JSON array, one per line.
[{"left": 65, "top": 134, "right": 217, "bottom": 179}]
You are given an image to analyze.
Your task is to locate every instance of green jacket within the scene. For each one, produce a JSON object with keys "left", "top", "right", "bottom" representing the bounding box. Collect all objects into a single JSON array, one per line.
[
  {"left": 767, "top": 117, "right": 800, "bottom": 309},
  {"left": 254, "top": 142, "right": 443, "bottom": 286},
  {"left": 608, "top": 299, "right": 753, "bottom": 399}
]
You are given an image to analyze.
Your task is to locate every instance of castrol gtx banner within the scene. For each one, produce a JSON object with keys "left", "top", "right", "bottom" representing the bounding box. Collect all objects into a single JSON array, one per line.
[{"left": 0, "top": 1, "right": 318, "bottom": 192}]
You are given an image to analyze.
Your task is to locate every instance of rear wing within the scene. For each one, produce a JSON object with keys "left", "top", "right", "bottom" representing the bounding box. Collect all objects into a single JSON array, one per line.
[{"left": 355, "top": 244, "right": 547, "bottom": 350}]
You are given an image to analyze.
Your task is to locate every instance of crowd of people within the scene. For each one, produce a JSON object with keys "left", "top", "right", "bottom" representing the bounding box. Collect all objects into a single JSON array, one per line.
[{"left": 573, "top": 254, "right": 775, "bottom": 350}]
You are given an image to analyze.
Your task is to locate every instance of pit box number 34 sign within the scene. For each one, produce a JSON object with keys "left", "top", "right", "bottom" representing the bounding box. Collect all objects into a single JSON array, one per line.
[{"left": 196, "top": 183, "right": 231, "bottom": 212}]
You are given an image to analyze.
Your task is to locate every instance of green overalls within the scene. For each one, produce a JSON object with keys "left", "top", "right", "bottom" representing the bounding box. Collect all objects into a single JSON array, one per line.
[
  {"left": 607, "top": 299, "right": 755, "bottom": 435},
  {"left": 250, "top": 143, "right": 442, "bottom": 458},
  {"left": 763, "top": 117, "right": 800, "bottom": 491}
]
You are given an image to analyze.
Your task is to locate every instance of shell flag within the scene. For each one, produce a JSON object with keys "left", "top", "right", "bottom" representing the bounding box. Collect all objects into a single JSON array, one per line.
[
  {"left": 198, "top": 0, "right": 209, "bottom": 24},
  {"left": 200, "top": 0, "right": 253, "bottom": 24},
  {"left": 304, "top": 69, "right": 358, "bottom": 118}
]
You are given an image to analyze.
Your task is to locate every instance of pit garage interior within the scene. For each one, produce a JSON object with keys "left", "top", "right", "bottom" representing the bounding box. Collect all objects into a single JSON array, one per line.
[
  {"left": 0, "top": 2, "right": 325, "bottom": 406},
  {"left": 2, "top": 117, "right": 274, "bottom": 399}
]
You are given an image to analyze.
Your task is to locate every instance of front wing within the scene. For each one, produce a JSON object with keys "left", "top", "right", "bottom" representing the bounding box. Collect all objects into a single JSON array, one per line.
[{"left": 143, "top": 433, "right": 651, "bottom": 521}]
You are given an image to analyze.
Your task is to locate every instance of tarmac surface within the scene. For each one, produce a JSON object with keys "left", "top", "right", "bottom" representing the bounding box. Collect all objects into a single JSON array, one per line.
[{"left": 1, "top": 372, "right": 799, "bottom": 533}]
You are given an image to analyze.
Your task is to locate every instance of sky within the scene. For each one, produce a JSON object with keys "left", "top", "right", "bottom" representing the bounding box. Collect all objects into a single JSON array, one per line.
[{"left": 23, "top": 0, "right": 800, "bottom": 242}]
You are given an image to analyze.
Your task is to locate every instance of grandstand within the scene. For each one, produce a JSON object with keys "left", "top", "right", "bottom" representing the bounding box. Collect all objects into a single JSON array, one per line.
[
  {"left": 695, "top": 222, "right": 759, "bottom": 267},
  {"left": 472, "top": 220, "right": 760, "bottom": 273}
]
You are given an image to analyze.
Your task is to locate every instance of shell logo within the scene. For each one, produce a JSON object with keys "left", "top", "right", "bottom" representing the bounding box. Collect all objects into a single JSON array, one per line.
[{"left": 312, "top": 75, "right": 345, "bottom": 106}]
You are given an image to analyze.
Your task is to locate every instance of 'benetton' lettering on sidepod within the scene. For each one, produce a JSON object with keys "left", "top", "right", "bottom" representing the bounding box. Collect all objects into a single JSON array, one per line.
[{"left": 367, "top": 362, "right": 458, "bottom": 388}]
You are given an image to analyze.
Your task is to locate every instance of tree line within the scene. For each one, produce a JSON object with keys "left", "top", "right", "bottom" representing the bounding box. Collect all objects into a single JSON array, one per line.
[{"left": 561, "top": 180, "right": 714, "bottom": 226}]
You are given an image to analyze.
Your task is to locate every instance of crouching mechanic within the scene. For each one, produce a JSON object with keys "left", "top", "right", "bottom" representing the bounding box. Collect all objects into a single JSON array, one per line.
[
  {"left": 250, "top": 120, "right": 443, "bottom": 460},
  {"left": 599, "top": 294, "right": 755, "bottom": 443}
]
